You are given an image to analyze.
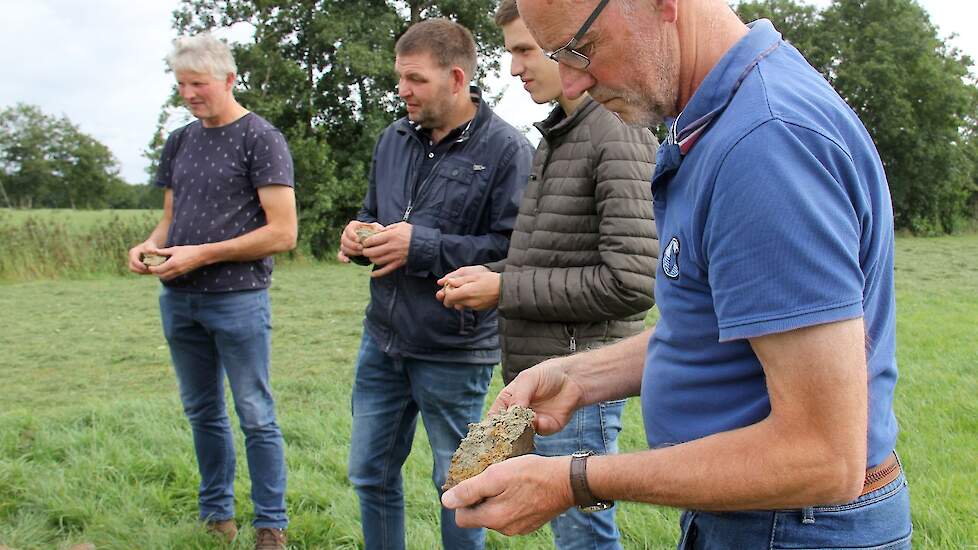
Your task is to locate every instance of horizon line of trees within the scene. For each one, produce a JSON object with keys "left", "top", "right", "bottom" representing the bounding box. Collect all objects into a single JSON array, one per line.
[
  {"left": 0, "top": 104, "right": 162, "bottom": 210},
  {"left": 2, "top": 0, "right": 976, "bottom": 246}
]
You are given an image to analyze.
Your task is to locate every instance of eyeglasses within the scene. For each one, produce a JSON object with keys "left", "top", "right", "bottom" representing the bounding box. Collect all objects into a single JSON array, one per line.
[{"left": 547, "top": 0, "right": 611, "bottom": 70}]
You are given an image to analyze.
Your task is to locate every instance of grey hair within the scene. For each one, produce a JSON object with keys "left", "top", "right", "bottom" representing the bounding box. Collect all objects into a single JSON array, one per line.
[{"left": 166, "top": 33, "right": 238, "bottom": 80}]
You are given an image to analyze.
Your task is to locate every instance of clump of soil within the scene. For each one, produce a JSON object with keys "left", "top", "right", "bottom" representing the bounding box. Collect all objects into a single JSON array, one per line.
[
  {"left": 443, "top": 405, "right": 536, "bottom": 490},
  {"left": 141, "top": 253, "right": 168, "bottom": 267},
  {"left": 356, "top": 227, "right": 379, "bottom": 243}
]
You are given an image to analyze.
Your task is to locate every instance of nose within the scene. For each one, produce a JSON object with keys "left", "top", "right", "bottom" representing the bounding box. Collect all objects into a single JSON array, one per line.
[
  {"left": 558, "top": 64, "right": 596, "bottom": 100},
  {"left": 397, "top": 79, "right": 411, "bottom": 99},
  {"left": 178, "top": 84, "right": 194, "bottom": 100},
  {"left": 510, "top": 56, "right": 524, "bottom": 78}
]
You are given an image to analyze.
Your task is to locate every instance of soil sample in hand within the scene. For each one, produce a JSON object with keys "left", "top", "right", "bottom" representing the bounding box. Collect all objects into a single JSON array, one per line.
[
  {"left": 356, "top": 227, "right": 379, "bottom": 243},
  {"left": 141, "top": 253, "right": 168, "bottom": 267},
  {"left": 443, "top": 405, "right": 536, "bottom": 490}
]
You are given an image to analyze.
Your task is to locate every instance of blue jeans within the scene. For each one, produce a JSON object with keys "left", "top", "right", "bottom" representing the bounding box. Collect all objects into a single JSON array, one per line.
[
  {"left": 347, "top": 333, "right": 493, "bottom": 550},
  {"left": 677, "top": 467, "right": 911, "bottom": 549},
  {"left": 159, "top": 287, "right": 288, "bottom": 529},
  {"left": 534, "top": 400, "right": 626, "bottom": 550}
]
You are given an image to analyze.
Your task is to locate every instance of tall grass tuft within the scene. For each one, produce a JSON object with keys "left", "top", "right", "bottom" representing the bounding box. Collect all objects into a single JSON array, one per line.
[{"left": 0, "top": 213, "right": 159, "bottom": 281}]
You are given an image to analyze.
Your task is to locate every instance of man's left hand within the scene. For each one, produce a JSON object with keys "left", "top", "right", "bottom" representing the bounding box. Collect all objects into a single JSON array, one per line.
[
  {"left": 149, "top": 245, "right": 210, "bottom": 281},
  {"left": 437, "top": 271, "right": 501, "bottom": 311},
  {"left": 442, "top": 454, "right": 574, "bottom": 536},
  {"left": 362, "top": 222, "right": 412, "bottom": 278}
]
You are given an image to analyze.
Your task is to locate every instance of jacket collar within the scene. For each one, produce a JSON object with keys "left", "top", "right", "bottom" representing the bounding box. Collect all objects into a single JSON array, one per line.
[
  {"left": 397, "top": 86, "right": 490, "bottom": 144},
  {"left": 533, "top": 96, "right": 600, "bottom": 140}
]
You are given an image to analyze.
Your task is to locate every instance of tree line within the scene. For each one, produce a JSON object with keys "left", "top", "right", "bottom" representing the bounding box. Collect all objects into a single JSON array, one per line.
[
  {"left": 0, "top": 104, "right": 163, "bottom": 210},
  {"left": 2, "top": 0, "right": 975, "bottom": 249}
]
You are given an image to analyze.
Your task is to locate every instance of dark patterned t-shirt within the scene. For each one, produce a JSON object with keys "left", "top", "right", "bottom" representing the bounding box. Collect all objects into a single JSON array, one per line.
[{"left": 155, "top": 112, "right": 294, "bottom": 293}]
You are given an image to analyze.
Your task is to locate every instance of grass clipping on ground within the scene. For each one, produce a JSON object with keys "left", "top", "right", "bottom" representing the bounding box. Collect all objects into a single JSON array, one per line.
[{"left": 443, "top": 405, "right": 536, "bottom": 490}]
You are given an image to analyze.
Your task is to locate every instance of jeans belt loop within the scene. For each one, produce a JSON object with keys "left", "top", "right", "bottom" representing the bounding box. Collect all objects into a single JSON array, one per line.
[{"left": 801, "top": 506, "right": 815, "bottom": 524}]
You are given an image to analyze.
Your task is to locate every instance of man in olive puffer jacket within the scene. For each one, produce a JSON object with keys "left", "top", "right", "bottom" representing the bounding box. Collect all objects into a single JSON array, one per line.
[{"left": 436, "top": 2, "right": 658, "bottom": 548}]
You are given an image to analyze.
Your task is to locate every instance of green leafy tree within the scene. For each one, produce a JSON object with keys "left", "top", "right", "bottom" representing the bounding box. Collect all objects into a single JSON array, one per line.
[
  {"left": 0, "top": 103, "right": 129, "bottom": 209},
  {"left": 736, "top": 0, "right": 977, "bottom": 233},
  {"left": 154, "top": 0, "right": 504, "bottom": 257}
]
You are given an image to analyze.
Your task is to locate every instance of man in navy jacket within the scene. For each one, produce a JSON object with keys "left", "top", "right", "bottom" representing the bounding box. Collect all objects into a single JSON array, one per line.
[{"left": 337, "top": 18, "right": 532, "bottom": 550}]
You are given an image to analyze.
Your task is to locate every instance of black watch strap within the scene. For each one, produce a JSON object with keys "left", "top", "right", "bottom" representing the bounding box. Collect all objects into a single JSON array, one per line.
[{"left": 570, "top": 451, "right": 614, "bottom": 512}]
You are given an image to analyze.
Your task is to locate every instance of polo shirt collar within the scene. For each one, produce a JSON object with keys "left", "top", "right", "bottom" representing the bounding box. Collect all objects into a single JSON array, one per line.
[{"left": 664, "top": 19, "right": 782, "bottom": 156}]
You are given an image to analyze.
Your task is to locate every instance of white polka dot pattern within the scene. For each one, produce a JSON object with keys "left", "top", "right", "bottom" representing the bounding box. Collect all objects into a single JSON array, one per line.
[{"left": 154, "top": 112, "right": 294, "bottom": 293}]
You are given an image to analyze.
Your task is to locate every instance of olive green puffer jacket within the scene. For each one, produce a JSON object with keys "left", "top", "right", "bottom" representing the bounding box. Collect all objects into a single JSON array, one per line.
[{"left": 487, "top": 98, "right": 658, "bottom": 383}]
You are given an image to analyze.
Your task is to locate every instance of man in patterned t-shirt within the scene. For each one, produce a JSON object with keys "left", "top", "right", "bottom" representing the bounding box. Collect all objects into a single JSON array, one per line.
[{"left": 127, "top": 33, "right": 295, "bottom": 550}]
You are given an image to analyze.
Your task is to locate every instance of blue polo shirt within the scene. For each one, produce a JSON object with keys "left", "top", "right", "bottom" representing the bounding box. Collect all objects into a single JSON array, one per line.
[{"left": 642, "top": 20, "right": 898, "bottom": 469}]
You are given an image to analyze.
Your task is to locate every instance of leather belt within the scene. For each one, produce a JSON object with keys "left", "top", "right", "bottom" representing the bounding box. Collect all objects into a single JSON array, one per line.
[{"left": 860, "top": 452, "right": 901, "bottom": 496}]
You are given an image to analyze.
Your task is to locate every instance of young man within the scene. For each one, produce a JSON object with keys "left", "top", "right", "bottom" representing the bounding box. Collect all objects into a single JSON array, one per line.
[
  {"left": 437, "top": 2, "right": 658, "bottom": 548},
  {"left": 128, "top": 33, "right": 295, "bottom": 550},
  {"left": 443, "top": 1, "right": 911, "bottom": 548},
  {"left": 337, "top": 18, "right": 533, "bottom": 550}
]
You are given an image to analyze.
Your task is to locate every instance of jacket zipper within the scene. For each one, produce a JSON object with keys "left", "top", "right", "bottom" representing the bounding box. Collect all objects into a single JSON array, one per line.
[
  {"left": 403, "top": 119, "right": 474, "bottom": 222},
  {"left": 569, "top": 328, "right": 577, "bottom": 352}
]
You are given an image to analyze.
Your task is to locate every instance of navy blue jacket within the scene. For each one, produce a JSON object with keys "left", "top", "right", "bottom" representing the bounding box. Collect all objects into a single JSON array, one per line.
[{"left": 358, "top": 89, "right": 533, "bottom": 362}]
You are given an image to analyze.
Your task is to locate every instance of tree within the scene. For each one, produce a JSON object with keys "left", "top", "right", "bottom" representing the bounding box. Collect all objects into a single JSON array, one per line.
[
  {"left": 735, "top": 0, "right": 978, "bottom": 233},
  {"left": 156, "top": 0, "right": 504, "bottom": 257},
  {"left": 0, "top": 103, "right": 129, "bottom": 209}
]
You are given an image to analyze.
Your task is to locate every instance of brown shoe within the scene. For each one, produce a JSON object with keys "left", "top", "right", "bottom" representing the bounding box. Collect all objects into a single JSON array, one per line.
[
  {"left": 255, "top": 527, "right": 287, "bottom": 550},
  {"left": 205, "top": 519, "right": 239, "bottom": 543}
]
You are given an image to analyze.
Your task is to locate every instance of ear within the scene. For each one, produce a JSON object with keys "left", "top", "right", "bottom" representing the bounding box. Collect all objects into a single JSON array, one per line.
[
  {"left": 450, "top": 67, "right": 469, "bottom": 94},
  {"left": 224, "top": 72, "right": 236, "bottom": 91}
]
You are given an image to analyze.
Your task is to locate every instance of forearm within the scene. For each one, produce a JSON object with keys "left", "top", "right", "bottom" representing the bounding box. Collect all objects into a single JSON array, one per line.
[
  {"left": 499, "top": 264, "right": 653, "bottom": 322},
  {"left": 144, "top": 217, "right": 171, "bottom": 247},
  {"left": 588, "top": 413, "right": 864, "bottom": 510},
  {"left": 200, "top": 223, "right": 296, "bottom": 264},
  {"left": 565, "top": 327, "right": 652, "bottom": 405},
  {"left": 590, "top": 320, "right": 869, "bottom": 510}
]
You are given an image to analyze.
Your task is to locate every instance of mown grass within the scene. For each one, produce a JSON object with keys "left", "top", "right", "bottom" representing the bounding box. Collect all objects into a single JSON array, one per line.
[{"left": 0, "top": 234, "right": 976, "bottom": 549}]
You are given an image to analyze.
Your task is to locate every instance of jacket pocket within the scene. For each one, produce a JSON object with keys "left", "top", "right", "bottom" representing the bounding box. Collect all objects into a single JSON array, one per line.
[{"left": 437, "top": 163, "right": 479, "bottom": 221}]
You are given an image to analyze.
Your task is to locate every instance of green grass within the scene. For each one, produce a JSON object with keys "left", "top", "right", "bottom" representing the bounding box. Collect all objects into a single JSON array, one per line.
[
  {"left": 0, "top": 209, "right": 163, "bottom": 233},
  {"left": 1, "top": 235, "right": 976, "bottom": 549}
]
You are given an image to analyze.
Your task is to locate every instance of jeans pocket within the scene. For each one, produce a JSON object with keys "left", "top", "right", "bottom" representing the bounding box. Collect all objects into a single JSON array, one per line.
[
  {"left": 597, "top": 399, "right": 626, "bottom": 453},
  {"left": 773, "top": 475, "right": 912, "bottom": 549}
]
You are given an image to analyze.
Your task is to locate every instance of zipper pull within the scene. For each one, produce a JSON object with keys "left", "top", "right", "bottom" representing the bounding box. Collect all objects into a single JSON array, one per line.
[
  {"left": 402, "top": 204, "right": 413, "bottom": 221},
  {"left": 569, "top": 335, "right": 577, "bottom": 352}
]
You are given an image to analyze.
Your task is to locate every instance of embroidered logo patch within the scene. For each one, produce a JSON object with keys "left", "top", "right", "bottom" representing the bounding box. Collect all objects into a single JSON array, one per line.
[{"left": 662, "top": 236, "right": 681, "bottom": 279}]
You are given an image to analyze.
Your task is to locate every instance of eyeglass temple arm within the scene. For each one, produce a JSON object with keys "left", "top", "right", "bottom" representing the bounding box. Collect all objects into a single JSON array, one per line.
[{"left": 573, "top": 0, "right": 612, "bottom": 42}]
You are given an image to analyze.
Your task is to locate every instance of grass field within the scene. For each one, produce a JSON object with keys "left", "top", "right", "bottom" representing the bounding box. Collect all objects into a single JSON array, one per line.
[
  {"left": 0, "top": 234, "right": 976, "bottom": 549},
  {"left": 0, "top": 209, "right": 162, "bottom": 233}
]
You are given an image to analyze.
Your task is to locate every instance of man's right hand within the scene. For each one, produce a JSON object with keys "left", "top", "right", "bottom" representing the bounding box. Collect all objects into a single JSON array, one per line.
[
  {"left": 338, "top": 220, "right": 384, "bottom": 263},
  {"left": 489, "top": 357, "right": 586, "bottom": 436},
  {"left": 127, "top": 241, "right": 159, "bottom": 275}
]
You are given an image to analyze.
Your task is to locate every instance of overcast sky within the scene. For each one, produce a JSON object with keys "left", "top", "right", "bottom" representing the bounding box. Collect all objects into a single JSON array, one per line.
[{"left": 1, "top": 0, "right": 974, "bottom": 184}]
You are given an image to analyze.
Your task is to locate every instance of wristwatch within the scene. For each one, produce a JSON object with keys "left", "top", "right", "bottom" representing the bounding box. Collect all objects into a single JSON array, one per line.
[{"left": 570, "top": 451, "right": 614, "bottom": 512}]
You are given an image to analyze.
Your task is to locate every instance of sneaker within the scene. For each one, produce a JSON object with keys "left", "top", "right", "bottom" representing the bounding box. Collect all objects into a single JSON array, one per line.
[
  {"left": 255, "top": 527, "right": 287, "bottom": 550},
  {"left": 205, "top": 519, "right": 238, "bottom": 543}
]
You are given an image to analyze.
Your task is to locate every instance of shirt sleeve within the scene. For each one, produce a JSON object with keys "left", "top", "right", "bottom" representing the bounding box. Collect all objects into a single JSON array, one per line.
[
  {"left": 154, "top": 129, "right": 182, "bottom": 188},
  {"left": 249, "top": 129, "right": 295, "bottom": 187},
  {"left": 704, "top": 120, "right": 865, "bottom": 342}
]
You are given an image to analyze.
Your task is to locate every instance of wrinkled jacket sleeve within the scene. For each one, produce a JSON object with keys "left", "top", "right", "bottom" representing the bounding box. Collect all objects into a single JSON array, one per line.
[
  {"left": 406, "top": 137, "right": 532, "bottom": 278},
  {"left": 498, "top": 123, "right": 658, "bottom": 322}
]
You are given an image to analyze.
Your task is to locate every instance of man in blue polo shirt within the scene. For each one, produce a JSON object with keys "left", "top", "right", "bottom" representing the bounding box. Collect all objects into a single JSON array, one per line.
[{"left": 440, "top": 1, "right": 911, "bottom": 548}]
